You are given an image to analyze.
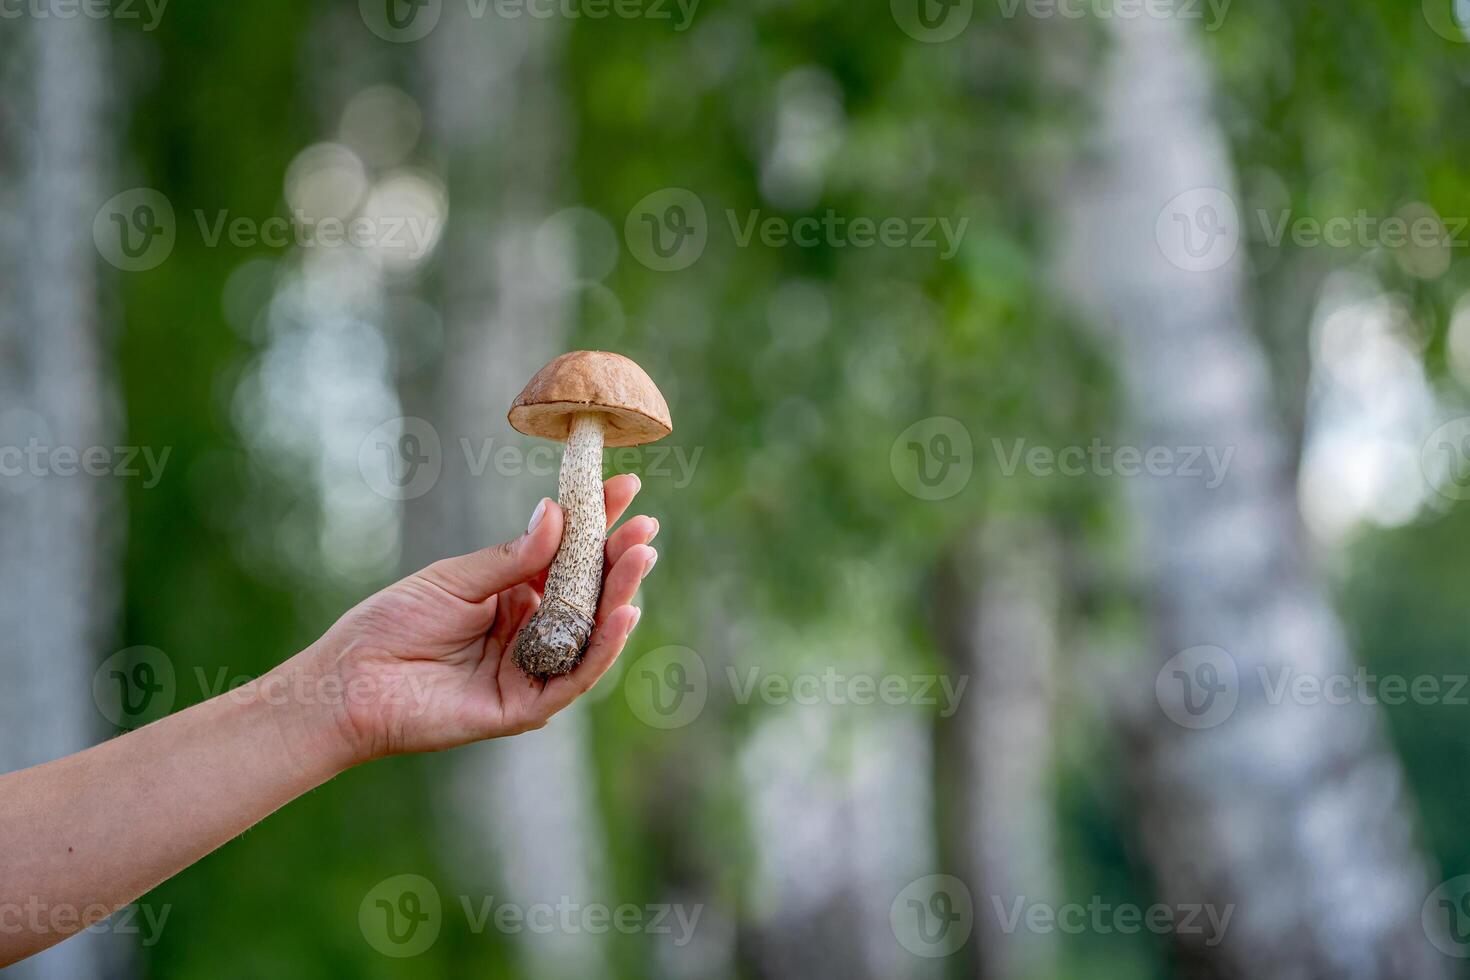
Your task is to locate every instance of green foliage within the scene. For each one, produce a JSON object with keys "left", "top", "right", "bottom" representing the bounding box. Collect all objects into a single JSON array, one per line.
[{"left": 106, "top": 0, "right": 1470, "bottom": 976}]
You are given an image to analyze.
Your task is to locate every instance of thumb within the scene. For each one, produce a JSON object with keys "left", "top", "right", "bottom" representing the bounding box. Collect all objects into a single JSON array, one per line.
[{"left": 419, "top": 497, "right": 563, "bottom": 602}]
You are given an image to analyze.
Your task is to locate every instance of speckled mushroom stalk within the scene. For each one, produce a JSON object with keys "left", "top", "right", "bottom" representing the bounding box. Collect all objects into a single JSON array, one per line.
[
  {"left": 513, "top": 413, "right": 607, "bottom": 677},
  {"left": 506, "top": 350, "right": 672, "bottom": 677}
]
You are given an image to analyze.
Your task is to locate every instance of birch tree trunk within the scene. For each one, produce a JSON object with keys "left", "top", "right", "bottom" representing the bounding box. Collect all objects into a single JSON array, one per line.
[
  {"left": 404, "top": 10, "right": 611, "bottom": 978},
  {"left": 740, "top": 705, "right": 938, "bottom": 980},
  {"left": 0, "top": 15, "right": 125, "bottom": 980},
  {"left": 737, "top": 565, "right": 938, "bottom": 980},
  {"left": 1054, "top": 14, "right": 1447, "bottom": 979},
  {"left": 935, "top": 523, "right": 1061, "bottom": 980}
]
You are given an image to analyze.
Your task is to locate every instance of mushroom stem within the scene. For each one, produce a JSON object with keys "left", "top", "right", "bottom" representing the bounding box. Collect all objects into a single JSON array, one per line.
[{"left": 513, "top": 412, "right": 607, "bottom": 677}]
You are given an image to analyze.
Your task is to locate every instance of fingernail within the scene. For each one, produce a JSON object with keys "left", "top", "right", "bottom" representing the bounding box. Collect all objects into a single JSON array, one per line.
[
  {"left": 629, "top": 606, "right": 643, "bottom": 631},
  {"left": 643, "top": 549, "right": 658, "bottom": 578},
  {"left": 630, "top": 473, "right": 642, "bottom": 493},
  {"left": 648, "top": 517, "right": 660, "bottom": 542},
  {"left": 527, "top": 498, "right": 549, "bottom": 535}
]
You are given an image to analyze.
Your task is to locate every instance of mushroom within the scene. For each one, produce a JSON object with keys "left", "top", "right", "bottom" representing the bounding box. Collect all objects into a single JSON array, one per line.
[{"left": 507, "top": 351, "right": 672, "bottom": 677}]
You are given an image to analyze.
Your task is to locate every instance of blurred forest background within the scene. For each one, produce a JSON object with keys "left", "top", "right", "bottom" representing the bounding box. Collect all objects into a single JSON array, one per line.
[{"left": 4, "top": 0, "right": 1470, "bottom": 977}]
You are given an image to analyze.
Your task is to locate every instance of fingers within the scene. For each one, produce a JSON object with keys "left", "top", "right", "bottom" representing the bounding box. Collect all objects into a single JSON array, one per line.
[
  {"left": 488, "top": 583, "right": 540, "bottom": 652},
  {"left": 499, "top": 539, "right": 657, "bottom": 725},
  {"left": 603, "top": 473, "right": 641, "bottom": 529},
  {"left": 597, "top": 543, "right": 655, "bottom": 624},
  {"left": 605, "top": 515, "right": 658, "bottom": 571},
  {"left": 536, "top": 605, "right": 642, "bottom": 716},
  {"left": 527, "top": 475, "right": 645, "bottom": 592},
  {"left": 492, "top": 583, "right": 544, "bottom": 697},
  {"left": 419, "top": 499, "right": 564, "bottom": 603}
]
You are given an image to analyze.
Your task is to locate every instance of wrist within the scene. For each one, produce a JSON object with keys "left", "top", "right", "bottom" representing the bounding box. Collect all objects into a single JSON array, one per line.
[{"left": 232, "top": 648, "right": 363, "bottom": 782}]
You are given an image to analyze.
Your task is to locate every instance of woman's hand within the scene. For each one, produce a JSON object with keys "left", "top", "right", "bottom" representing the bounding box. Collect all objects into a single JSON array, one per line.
[
  {"left": 285, "top": 473, "right": 657, "bottom": 766},
  {"left": 0, "top": 478, "right": 659, "bottom": 967}
]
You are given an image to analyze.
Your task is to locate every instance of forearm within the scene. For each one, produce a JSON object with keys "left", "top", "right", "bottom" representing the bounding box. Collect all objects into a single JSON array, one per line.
[
  {"left": 0, "top": 650, "right": 351, "bottom": 965},
  {"left": 0, "top": 485, "right": 650, "bottom": 967}
]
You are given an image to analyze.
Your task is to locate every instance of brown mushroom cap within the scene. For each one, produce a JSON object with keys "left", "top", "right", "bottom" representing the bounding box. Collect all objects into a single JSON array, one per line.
[{"left": 508, "top": 350, "right": 673, "bottom": 448}]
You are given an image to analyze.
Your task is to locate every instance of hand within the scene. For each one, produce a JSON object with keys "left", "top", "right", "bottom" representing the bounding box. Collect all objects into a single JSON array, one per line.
[{"left": 283, "top": 474, "right": 657, "bottom": 766}]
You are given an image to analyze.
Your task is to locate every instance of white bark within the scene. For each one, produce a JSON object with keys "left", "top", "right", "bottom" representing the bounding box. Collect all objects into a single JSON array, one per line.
[
  {"left": 0, "top": 14, "right": 125, "bottom": 980},
  {"left": 738, "top": 567, "right": 939, "bottom": 980},
  {"left": 1054, "top": 14, "right": 1447, "bottom": 978},
  {"left": 408, "top": 9, "right": 611, "bottom": 978},
  {"left": 740, "top": 705, "right": 939, "bottom": 980},
  {"left": 936, "top": 523, "right": 1061, "bottom": 980}
]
